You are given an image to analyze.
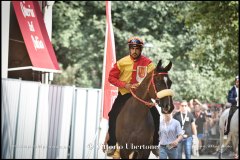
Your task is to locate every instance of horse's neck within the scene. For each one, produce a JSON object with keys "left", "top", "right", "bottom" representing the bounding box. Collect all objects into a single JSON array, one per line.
[
  {"left": 135, "top": 78, "right": 152, "bottom": 102},
  {"left": 128, "top": 82, "right": 152, "bottom": 118},
  {"left": 125, "top": 73, "right": 154, "bottom": 118},
  {"left": 131, "top": 102, "right": 150, "bottom": 118}
]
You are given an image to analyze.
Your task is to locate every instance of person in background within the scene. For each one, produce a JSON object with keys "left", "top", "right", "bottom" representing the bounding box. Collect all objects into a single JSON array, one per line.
[
  {"left": 172, "top": 104, "right": 181, "bottom": 116},
  {"left": 209, "top": 108, "right": 220, "bottom": 138},
  {"left": 224, "top": 75, "right": 239, "bottom": 139},
  {"left": 173, "top": 100, "right": 198, "bottom": 159},
  {"left": 159, "top": 113, "right": 183, "bottom": 159},
  {"left": 192, "top": 103, "right": 206, "bottom": 154}
]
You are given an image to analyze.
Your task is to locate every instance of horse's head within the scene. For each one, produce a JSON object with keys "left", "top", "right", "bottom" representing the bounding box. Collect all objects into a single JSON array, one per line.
[{"left": 148, "top": 60, "right": 174, "bottom": 113}]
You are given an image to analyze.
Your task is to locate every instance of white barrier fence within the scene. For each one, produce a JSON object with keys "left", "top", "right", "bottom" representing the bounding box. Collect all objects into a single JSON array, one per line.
[{"left": 1, "top": 78, "right": 107, "bottom": 159}]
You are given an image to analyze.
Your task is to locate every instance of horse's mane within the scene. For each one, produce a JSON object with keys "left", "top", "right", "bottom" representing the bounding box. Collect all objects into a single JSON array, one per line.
[
  {"left": 134, "top": 70, "right": 154, "bottom": 98},
  {"left": 138, "top": 60, "right": 171, "bottom": 91},
  {"left": 136, "top": 65, "right": 167, "bottom": 94}
]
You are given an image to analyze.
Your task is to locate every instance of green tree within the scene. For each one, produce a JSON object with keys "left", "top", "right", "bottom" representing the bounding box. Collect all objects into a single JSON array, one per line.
[
  {"left": 52, "top": 1, "right": 106, "bottom": 87},
  {"left": 51, "top": 1, "right": 238, "bottom": 104},
  {"left": 183, "top": 1, "right": 239, "bottom": 78}
]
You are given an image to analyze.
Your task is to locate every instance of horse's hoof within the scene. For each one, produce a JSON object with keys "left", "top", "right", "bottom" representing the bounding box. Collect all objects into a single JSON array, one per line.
[
  {"left": 152, "top": 148, "right": 159, "bottom": 157},
  {"left": 234, "top": 154, "right": 238, "bottom": 159}
]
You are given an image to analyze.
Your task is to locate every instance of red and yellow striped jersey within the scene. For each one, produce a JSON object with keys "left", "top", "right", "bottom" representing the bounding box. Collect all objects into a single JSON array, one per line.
[{"left": 108, "top": 55, "right": 155, "bottom": 95}]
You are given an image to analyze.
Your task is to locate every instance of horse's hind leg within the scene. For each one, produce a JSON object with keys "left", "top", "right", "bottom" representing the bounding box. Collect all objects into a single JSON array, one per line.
[
  {"left": 131, "top": 151, "right": 138, "bottom": 159},
  {"left": 219, "top": 133, "right": 232, "bottom": 159},
  {"left": 231, "top": 134, "right": 239, "bottom": 159},
  {"left": 218, "top": 130, "right": 225, "bottom": 159},
  {"left": 127, "top": 151, "right": 141, "bottom": 159}
]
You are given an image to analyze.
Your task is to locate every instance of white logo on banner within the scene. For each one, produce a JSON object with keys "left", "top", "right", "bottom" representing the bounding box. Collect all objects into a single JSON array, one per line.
[{"left": 136, "top": 66, "right": 147, "bottom": 83}]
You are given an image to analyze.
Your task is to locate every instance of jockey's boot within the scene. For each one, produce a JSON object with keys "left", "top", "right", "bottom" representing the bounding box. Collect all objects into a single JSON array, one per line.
[
  {"left": 223, "top": 130, "right": 228, "bottom": 140},
  {"left": 152, "top": 148, "right": 159, "bottom": 157},
  {"left": 223, "top": 135, "right": 228, "bottom": 140},
  {"left": 106, "top": 145, "right": 116, "bottom": 156}
]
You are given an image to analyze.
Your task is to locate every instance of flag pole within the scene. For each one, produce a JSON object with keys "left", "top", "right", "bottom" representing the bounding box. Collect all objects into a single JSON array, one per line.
[{"left": 98, "top": 1, "right": 118, "bottom": 158}]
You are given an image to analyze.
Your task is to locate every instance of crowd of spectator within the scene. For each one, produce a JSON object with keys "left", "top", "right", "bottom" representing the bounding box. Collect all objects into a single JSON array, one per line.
[{"left": 172, "top": 100, "right": 231, "bottom": 156}]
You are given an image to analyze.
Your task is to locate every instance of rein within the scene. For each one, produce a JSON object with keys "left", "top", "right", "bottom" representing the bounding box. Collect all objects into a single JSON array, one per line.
[
  {"left": 130, "top": 72, "right": 169, "bottom": 108},
  {"left": 130, "top": 89, "right": 156, "bottom": 107}
]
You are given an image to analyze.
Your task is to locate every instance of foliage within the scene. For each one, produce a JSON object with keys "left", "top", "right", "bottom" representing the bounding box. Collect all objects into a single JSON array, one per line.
[
  {"left": 52, "top": 1, "right": 105, "bottom": 88},
  {"left": 51, "top": 1, "right": 239, "bottom": 104},
  {"left": 183, "top": 1, "right": 239, "bottom": 78},
  {"left": 171, "top": 68, "right": 231, "bottom": 103}
]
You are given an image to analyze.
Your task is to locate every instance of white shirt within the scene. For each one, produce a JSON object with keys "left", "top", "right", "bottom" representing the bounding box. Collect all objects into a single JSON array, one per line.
[{"left": 235, "top": 85, "right": 239, "bottom": 106}]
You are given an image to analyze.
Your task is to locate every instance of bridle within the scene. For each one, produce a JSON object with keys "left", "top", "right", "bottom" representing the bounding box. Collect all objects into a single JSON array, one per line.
[{"left": 130, "top": 71, "right": 174, "bottom": 108}]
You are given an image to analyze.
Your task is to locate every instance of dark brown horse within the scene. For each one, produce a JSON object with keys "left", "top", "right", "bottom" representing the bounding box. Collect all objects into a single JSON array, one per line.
[{"left": 115, "top": 60, "right": 174, "bottom": 159}]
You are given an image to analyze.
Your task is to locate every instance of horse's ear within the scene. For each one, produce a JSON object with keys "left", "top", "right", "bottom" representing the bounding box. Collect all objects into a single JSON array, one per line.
[
  {"left": 156, "top": 60, "right": 162, "bottom": 72},
  {"left": 164, "top": 61, "right": 172, "bottom": 72}
]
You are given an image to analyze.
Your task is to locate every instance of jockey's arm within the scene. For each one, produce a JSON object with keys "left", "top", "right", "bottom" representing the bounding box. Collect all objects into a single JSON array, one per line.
[{"left": 108, "top": 63, "right": 126, "bottom": 88}]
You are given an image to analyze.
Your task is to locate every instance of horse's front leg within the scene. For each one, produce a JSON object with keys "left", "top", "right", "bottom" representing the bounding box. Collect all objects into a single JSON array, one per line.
[
  {"left": 119, "top": 149, "right": 133, "bottom": 159},
  {"left": 218, "top": 130, "right": 224, "bottom": 159}
]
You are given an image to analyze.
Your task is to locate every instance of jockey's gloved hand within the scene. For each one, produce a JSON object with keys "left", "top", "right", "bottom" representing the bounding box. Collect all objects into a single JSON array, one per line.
[
  {"left": 131, "top": 83, "right": 139, "bottom": 89},
  {"left": 125, "top": 83, "right": 139, "bottom": 91},
  {"left": 124, "top": 83, "right": 132, "bottom": 91}
]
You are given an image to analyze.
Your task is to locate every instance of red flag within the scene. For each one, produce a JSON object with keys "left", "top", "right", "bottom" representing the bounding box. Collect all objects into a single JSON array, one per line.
[{"left": 102, "top": 1, "right": 118, "bottom": 120}]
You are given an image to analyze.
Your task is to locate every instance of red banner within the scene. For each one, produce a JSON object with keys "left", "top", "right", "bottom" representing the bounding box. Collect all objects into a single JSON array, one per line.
[
  {"left": 12, "top": 1, "right": 60, "bottom": 70},
  {"left": 102, "top": 1, "right": 118, "bottom": 120}
]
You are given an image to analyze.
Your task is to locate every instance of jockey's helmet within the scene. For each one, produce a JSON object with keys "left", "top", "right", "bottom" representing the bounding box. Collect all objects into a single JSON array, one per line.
[
  {"left": 236, "top": 75, "right": 239, "bottom": 80},
  {"left": 127, "top": 37, "right": 144, "bottom": 48}
]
